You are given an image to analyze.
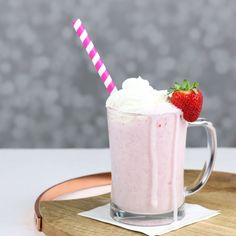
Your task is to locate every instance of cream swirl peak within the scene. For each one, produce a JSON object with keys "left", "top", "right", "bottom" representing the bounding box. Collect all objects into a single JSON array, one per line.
[{"left": 106, "top": 76, "right": 179, "bottom": 114}]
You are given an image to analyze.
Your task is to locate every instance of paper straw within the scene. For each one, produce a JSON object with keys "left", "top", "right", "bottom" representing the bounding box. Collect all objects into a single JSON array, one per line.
[{"left": 72, "top": 19, "right": 117, "bottom": 94}]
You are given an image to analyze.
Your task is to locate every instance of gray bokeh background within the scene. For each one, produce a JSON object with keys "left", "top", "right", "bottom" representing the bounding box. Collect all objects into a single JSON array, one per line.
[{"left": 0, "top": 0, "right": 235, "bottom": 148}]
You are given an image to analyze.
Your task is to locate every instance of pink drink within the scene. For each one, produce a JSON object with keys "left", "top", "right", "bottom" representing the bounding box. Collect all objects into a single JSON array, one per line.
[
  {"left": 107, "top": 105, "right": 187, "bottom": 216},
  {"left": 107, "top": 77, "right": 217, "bottom": 226}
]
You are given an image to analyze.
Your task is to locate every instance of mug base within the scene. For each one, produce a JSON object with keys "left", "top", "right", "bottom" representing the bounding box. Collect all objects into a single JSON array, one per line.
[{"left": 110, "top": 202, "right": 185, "bottom": 226}]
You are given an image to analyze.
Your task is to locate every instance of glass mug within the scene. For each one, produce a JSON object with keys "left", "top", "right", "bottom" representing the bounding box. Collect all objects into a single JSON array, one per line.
[{"left": 107, "top": 107, "right": 217, "bottom": 226}]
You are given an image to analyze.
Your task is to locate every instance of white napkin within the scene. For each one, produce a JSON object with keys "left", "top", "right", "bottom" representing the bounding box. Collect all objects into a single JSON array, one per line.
[{"left": 79, "top": 203, "right": 219, "bottom": 236}]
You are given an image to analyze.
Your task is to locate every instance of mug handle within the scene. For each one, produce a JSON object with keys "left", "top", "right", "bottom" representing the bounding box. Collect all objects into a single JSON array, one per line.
[{"left": 185, "top": 118, "right": 217, "bottom": 197}]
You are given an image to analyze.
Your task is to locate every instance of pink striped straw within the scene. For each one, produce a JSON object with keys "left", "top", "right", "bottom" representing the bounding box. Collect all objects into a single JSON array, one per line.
[{"left": 72, "top": 19, "right": 117, "bottom": 94}]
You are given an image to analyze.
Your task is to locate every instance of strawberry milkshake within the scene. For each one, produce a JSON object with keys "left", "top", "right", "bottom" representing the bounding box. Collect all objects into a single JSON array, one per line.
[
  {"left": 106, "top": 77, "right": 187, "bottom": 225},
  {"left": 71, "top": 19, "right": 216, "bottom": 226}
]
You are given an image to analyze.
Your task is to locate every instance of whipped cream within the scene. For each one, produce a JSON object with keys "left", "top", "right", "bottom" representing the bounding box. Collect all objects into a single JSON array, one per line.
[{"left": 106, "top": 76, "right": 180, "bottom": 114}]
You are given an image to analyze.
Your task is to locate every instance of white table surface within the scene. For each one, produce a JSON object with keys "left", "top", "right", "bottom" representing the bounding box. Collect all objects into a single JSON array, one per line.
[{"left": 0, "top": 148, "right": 235, "bottom": 236}]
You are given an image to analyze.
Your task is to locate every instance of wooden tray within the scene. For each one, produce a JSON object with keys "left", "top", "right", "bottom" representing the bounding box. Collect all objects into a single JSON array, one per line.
[{"left": 39, "top": 170, "right": 236, "bottom": 236}]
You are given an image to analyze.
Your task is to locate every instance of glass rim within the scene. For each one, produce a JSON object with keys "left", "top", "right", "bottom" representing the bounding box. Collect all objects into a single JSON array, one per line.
[{"left": 106, "top": 106, "right": 182, "bottom": 117}]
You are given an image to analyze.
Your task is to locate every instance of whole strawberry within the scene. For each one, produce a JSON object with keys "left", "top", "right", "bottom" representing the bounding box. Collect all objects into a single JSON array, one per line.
[{"left": 168, "top": 80, "right": 203, "bottom": 122}]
